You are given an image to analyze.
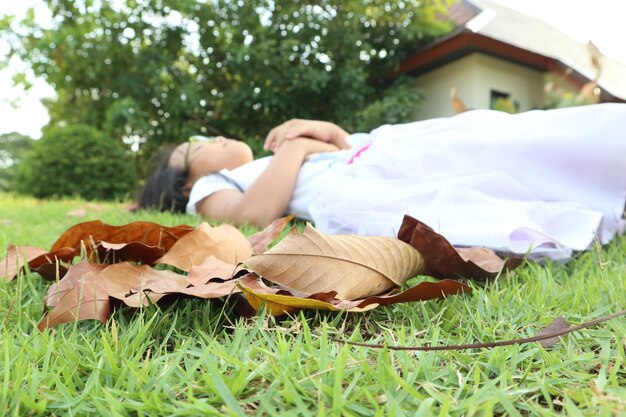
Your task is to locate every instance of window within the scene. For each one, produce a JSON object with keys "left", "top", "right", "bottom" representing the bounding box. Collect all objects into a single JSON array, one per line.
[
  {"left": 490, "top": 89, "right": 519, "bottom": 113},
  {"left": 490, "top": 90, "right": 510, "bottom": 109}
]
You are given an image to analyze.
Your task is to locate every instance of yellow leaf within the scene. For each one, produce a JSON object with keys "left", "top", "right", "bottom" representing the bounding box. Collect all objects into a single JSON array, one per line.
[{"left": 237, "top": 278, "right": 378, "bottom": 316}]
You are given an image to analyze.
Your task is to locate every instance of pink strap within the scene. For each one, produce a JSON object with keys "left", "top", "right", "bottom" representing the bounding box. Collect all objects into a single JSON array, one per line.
[{"left": 347, "top": 144, "right": 371, "bottom": 164}]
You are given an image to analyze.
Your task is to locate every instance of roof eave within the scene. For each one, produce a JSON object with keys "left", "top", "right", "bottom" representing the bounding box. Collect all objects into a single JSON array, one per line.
[{"left": 392, "top": 31, "right": 624, "bottom": 103}]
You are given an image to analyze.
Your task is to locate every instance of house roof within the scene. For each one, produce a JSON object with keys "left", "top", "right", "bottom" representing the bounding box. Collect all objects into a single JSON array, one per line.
[{"left": 395, "top": 0, "right": 626, "bottom": 102}]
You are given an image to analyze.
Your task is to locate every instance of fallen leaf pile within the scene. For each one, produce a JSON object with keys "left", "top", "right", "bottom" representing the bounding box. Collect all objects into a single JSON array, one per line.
[{"left": 1, "top": 215, "right": 523, "bottom": 329}]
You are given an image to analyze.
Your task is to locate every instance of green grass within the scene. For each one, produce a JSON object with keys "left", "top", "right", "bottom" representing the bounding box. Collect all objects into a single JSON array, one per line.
[{"left": 1, "top": 192, "right": 624, "bottom": 416}]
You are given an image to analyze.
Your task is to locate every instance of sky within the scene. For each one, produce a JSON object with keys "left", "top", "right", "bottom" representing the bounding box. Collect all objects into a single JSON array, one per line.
[{"left": 1, "top": 0, "right": 626, "bottom": 138}]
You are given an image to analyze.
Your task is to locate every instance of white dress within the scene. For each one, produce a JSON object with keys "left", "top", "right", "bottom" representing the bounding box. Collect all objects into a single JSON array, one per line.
[{"left": 188, "top": 104, "right": 626, "bottom": 260}]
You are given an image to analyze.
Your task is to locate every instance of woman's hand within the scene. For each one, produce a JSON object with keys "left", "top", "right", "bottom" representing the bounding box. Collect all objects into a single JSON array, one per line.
[
  {"left": 288, "top": 137, "right": 340, "bottom": 156},
  {"left": 264, "top": 119, "right": 350, "bottom": 152}
]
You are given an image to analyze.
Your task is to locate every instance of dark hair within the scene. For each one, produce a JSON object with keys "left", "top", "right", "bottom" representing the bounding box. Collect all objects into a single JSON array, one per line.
[{"left": 138, "top": 146, "right": 189, "bottom": 213}]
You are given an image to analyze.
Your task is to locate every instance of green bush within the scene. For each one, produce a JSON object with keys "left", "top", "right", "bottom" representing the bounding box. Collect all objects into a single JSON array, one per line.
[
  {"left": 0, "top": 132, "right": 34, "bottom": 192},
  {"left": 14, "top": 124, "right": 136, "bottom": 200}
]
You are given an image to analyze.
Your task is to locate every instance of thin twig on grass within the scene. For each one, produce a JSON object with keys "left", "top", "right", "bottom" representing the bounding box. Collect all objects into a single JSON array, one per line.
[{"left": 331, "top": 308, "right": 626, "bottom": 351}]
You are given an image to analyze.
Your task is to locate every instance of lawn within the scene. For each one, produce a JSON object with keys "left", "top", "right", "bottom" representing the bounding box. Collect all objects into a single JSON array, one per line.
[{"left": 1, "top": 192, "right": 624, "bottom": 416}]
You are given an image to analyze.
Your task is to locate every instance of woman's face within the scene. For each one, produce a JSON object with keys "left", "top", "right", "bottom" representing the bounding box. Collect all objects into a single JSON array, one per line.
[{"left": 169, "top": 136, "right": 253, "bottom": 187}]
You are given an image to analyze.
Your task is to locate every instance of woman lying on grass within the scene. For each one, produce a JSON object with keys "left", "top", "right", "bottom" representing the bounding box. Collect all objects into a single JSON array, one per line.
[{"left": 139, "top": 103, "right": 626, "bottom": 261}]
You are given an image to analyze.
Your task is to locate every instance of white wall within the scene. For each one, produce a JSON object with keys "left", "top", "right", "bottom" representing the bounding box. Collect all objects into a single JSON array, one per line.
[{"left": 412, "top": 53, "right": 545, "bottom": 120}]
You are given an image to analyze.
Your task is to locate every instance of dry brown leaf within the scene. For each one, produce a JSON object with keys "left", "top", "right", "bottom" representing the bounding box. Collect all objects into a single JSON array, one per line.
[
  {"left": 1, "top": 246, "right": 77, "bottom": 282},
  {"left": 1, "top": 246, "right": 47, "bottom": 282},
  {"left": 244, "top": 223, "right": 424, "bottom": 300},
  {"left": 96, "top": 241, "right": 165, "bottom": 264},
  {"left": 248, "top": 215, "right": 295, "bottom": 255},
  {"left": 38, "top": 279, "right": 110, "bottom": 330},
  {"left": 350, "top": 279, "right": 472, "bottom": 308},
  {"left": 176, "top": 279, "right": 242, "bottom": 298},
  {"left": 30, "top": 262, "right": 71, "bottom": 281},
  {"left": 83, "top": 263, "right": 190, "bottom": 308},
  {"left": 398, "top": 215, "right": 524, "bottom": 280},
  {"left": 28, "top": 247, "right": 79, "bottom": 281},
  {"left": 120, "top": 274, "right": 228, "bottom": 306},
  {"left": 50, "top": 220, "right": 195, "bottom": 254},
  {"left": 98, "top": 263, "right": 188, "bottom": 301},
  {"left": 537, "top": 316, "right": 572, "bottom": 348},
  {"left": 122, "top": 291, "right": 165, "bottom": 308},
  {"left": 187, "top": 256, "right": 238, "bottom": 286},
  {"left": 156, "top": 223, "right": 252, "bottom": 271},
  {"left": 28, "top": 247, "right": 77, "bottom": 268},
  {"left": 44, "top": 261, "right": 109, "bottom": 308},
  {"left": 238, "top": 273, "right": 283, "bottom": 294},
  {"left": 135, "top": 271, "right": 189, "bottom": 294}
]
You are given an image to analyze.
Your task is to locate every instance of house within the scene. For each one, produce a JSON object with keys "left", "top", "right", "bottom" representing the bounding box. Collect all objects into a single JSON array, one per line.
[{"left": 393, "top": 0, "right": 626, "bottom": 120}]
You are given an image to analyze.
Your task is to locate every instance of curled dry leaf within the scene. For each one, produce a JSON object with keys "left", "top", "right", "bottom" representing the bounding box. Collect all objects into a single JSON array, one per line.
[
  {"left": 247, "top": 215, "right": 295, "bottom": 255},
  {"left": 1, "top": 246, "right": 77, "bottom": 282},
  {"left": 1, "top": 246, "right": 47, "bottom": 282},
  {"left": 38, "top": 278, "right": 110, "bottom": 330},
  {"left": 122, "top": 291, "right": 165, "bottom": 308},
  {"left": 119, "top": 278, "right": 240, "bottom": 306},
  {"left": 349, "top": 279, "right": 472, "bottom": 308},
  {"left": 50, "top": 220, "right": 195, "bottom": 254},
  {"left": 237, "top": 274, "right": 471, "bottom": 316},
  {"left": 156, "top": 223, "right": 252, "bottom": 271},
  {"left": 96, "top": 241, "right": 165, "bottom": 264},
  {"left": 398, "top": 215, "right": 524, "bottom": 280},
  {"left": 176, "top": 279, "right": 242, "bottom": 299},
  {"left": 244, "top": 223, "right": 424, "bottom": 300},
  {"left": 37, "top": 255, "right": 244, "bottom": 326},
  {"left": 45, "top": 261, "right": 109, "bottom": 308},
  {"left": 456, "top": 247, "right": 525, "bottom": 277},
  {"left": 132, "top": 270, "right": 189, "bottom": 294},
  {"left": 30, "top": 261, "right": 70, "bottom": 282},
  {"left": 29, "top": 247, "right": 80, "bottom": 281},
  {"left": 99, "top": 263, "right": 188, "bottom": 302},
  {"left": 105, "top": 263, "right": 236, "bottom": 306},
  {"left": 187, "top": 256, "right": 238, "bottom": 286}
]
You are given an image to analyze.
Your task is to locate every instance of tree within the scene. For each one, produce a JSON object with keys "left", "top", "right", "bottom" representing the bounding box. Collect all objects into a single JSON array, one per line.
[
  {"left": 0, "top": 0, "right": 450, "bottom": 161},
  {"left": 3, "top": 0, "right": 453, "bottom": 157}
]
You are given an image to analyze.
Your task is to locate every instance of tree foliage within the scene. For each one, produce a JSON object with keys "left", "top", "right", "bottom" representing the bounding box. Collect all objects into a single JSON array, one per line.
[
  {"left": 5, "top": 0, "right": 453, "bottom": 156},
  {"left": 14, "top": 124, "right": 136, "bottom": 200}
]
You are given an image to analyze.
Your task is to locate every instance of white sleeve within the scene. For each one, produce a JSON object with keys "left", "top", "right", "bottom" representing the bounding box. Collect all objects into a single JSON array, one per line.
[
  {"left": 345, "top": 133, "right": 373, "bottom": 149},
  {"left": 186, "top": 172, "right": 238, "bottom": 215}
]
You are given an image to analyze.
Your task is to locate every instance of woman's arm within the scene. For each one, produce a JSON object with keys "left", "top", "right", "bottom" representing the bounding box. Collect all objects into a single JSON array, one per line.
[
  {"left": 196, "top": 138, "right": 338, "bottom": 227},
  {"left": 264, "top": 119, "right": 350, "bottom": 152}
]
